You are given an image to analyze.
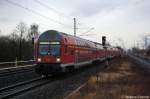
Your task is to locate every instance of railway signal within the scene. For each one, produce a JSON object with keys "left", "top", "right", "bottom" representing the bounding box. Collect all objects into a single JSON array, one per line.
[{"left": 102, "top": 36, "right": 106, "bottom": 46}]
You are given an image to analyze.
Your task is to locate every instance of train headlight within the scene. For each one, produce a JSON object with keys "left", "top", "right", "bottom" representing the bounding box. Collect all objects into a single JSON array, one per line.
[
  {"left": 37, "top": 58, "right": 41, "bottom": 62},
  {"left": 56, "top": 58, "right": 60, "bottom": 62}
]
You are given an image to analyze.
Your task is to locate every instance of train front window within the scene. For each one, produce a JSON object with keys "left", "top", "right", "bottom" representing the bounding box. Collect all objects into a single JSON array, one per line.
[
  {"left": 50, "top": 45, "right": 60, "bottom": 56},
  {"left": 39, "top": 42, "right": 60, "bottom": 56},
  {"left": 39, "top": 44, "right": 49, "bottom": 55}
]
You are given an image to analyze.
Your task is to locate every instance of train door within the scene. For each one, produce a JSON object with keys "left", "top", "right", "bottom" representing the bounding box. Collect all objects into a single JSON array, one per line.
[
  {"left": 68, "top": 46, "right": 75, "bottom": 63},
  {"left": 62, "top": 45, "right": 68, "bottom": 64},
  {"left": 75, "top": 49, "right": 79, "bottom": 64},
  {"left": 75, "top": 39, "right": 79, "bottom": 64},
  {"left": 63, "top": 45, "right": 75, "bottom": 64}
]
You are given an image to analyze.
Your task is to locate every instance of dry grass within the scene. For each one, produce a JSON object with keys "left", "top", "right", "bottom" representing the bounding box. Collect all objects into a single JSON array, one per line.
[{"left": 67, "top": 57, "right": 150, "bottom": 99}]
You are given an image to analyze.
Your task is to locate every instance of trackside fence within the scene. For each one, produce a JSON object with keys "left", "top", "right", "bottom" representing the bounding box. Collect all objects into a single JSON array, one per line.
[{"left": 0, "top": 60, "right": 35, "bottom": 68}]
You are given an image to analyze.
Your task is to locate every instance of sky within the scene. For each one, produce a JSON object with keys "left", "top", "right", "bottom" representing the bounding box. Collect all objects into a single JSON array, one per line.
[{"left": 0, "top": 0, "right": 150, "bottom": 49}]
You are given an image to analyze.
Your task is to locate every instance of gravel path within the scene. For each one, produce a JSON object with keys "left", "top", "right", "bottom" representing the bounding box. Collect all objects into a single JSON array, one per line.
[{"left": 68, "top": 57, "right": 150, "bottom": 99}]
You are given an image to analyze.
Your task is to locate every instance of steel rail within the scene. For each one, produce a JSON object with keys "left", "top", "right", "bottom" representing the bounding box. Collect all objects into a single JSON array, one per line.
[
  {"left": 0, "top": 77, "right": 43, "bottom": 92},
  {"left": 0, "top": 68, "right": 34, "bottom": 77},
  {"left": 0, "top": 77, "right": 49, "bottom": 99},
  {"left": 0, "top": 60, "right": 35, "bottom": 65},
  {"left": 0, "top": 64, "right": 35, "bottom": 71},
  {"left": 0, "top": 64, "right": 36, "bottom": 78},
  {"left": 128, "top": 54, "right": 150, "bottom": 73}
]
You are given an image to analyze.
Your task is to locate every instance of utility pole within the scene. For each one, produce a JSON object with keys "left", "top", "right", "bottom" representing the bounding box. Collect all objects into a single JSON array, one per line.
[
  {"left": 137, "top": 41, "right": 139, "bottom": 49},
  {"left": 74, "top": 18, "right": 76, "bottom": 36},
  {"left": 145, "top": 37, "right": 147, "bottom": 50}
]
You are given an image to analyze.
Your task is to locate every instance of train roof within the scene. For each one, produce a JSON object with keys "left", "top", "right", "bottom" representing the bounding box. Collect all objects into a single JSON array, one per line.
[
  {"left": 38, "top": 30, "right": 114, "bottom": 49},
  {"left": 39, "top": 30, "right": 62, "bottom": 42}
]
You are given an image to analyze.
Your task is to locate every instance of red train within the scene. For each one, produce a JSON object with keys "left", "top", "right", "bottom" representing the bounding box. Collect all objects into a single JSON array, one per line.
[{"left": 34, "top": 30, "right": 121, "bottom": 76}]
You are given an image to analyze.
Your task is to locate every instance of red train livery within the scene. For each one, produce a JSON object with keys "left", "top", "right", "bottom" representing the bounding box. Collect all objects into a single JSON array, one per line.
[{"left": 34, "top": 30, "right": 120, "bottom": 76}]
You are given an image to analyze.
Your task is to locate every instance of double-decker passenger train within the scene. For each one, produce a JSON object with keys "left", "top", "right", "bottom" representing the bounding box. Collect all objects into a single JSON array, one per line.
[{"left": 34, "top": 30, "right": 121, "bottom": 76}]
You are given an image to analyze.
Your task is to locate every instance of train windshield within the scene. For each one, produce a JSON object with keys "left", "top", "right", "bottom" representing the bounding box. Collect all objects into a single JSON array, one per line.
[{"left": 39, "top": 42, "right": 60, "bottom": 56}]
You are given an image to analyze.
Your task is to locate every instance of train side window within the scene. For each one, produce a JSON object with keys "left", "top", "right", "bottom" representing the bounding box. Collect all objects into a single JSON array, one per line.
[
  {"left": 65, "top": 45, "right": 68, "bottom": 54},
  {"left": 71, "top": 50, "right": 74, "bottom": 55}
]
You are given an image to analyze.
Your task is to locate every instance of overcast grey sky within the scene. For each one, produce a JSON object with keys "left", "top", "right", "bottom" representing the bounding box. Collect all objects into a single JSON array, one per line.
[{"left": 0, "top": 0, "right": 150, "bottom": 49}]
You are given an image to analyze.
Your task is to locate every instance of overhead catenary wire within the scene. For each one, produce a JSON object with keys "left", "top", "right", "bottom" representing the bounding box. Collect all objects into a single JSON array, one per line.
[
  {"left": 34, "top": 0, "right": 73, "bottom": 20},
  {"left": 33, "top": 0, "right": 93, "bottom": 31},
  {"left": 79, "top": 28, "right": 95, "bottom": 36},
  {"left": 5, "top": 0, "right": 72, "bottom": 28},
  {"left": 5, "top": 0, "right": 95, "bottom": 37}
]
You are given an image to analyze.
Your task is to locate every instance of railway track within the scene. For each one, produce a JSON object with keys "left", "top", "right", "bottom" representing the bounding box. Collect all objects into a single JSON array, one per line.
[
  {"left": 0, "top": 58, "right": 116, "bottom": 99},
  {"left": 137, "top": 55, "right": 150, "bottom": 63},
  {"left": 0, "top": 77, "right": 50, "bottom": 99},
  {"left": 0, "top": 65, "right": 35, "bottom": 77},
  {"left": 129, "top": 54, "right": 150, "bottom": 74}
]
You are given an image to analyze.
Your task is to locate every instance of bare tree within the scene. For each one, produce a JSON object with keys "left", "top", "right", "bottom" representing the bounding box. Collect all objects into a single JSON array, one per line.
[
  {"left": 117, "top": 38, "right": 125, "bottom": 50},
  {"left": 13, "top": 22, "right": 28, "bottom": 60},
  {"left": 0, "top": 22, "right": 37, "bottom": 62},
  {"left": 9, "top": 31, "right": 19, "bottom": 41},
  {"left": 14, "top": 22, "right": 28, "bottom": 39},
  {"left": 27, "top": 23, "right": 39, "bottom": 41},
  {"left": 141, "top": 34, "right": 150, "bottom": 56}
]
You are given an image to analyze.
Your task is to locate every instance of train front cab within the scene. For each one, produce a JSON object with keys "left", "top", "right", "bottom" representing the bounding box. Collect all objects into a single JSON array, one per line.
[{"left": 35, "top": 30, "right": 63, "bottom": 75}]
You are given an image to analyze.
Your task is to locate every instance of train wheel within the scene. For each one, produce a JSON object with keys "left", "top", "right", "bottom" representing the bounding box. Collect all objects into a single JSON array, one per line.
[{"left": 66, "top": 66, "right": 75, "bottom": 72}]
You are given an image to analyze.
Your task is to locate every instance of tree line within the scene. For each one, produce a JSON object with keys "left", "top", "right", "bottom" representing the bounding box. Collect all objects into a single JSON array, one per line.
[{"left": 0, "top": 22, "right": 39, "bottom": 62}]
